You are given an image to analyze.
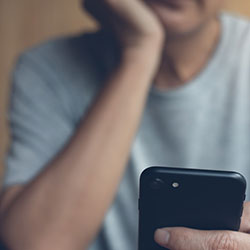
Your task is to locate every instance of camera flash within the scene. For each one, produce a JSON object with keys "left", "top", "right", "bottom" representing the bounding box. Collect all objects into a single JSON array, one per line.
[{"left": 172, "top": 182, "right": 179, "bottom": 188}]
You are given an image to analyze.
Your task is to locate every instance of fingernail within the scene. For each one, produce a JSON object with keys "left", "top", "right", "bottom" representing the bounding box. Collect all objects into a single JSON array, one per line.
[{"left": 155, "top": 229, "right": 170, "bottom": 245}]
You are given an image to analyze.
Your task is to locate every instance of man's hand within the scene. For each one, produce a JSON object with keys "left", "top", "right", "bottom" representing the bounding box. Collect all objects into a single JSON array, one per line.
[
  {"left": 84, "top": 0, "right": 165, "bottom": 52},
  {"left": 154, "top": 202, "right": 250, "bottom": 250}
]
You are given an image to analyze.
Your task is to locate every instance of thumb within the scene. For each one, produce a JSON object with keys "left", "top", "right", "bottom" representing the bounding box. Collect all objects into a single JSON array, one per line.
[{"left": 154, "top": 227, "right": 239, "bottom": 250}]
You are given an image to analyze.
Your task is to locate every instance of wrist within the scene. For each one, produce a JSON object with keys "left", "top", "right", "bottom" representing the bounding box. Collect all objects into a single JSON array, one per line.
[
  {"left": 121, "top": 40, "right": 163, "bottom": 66},
  {"left": 116, "top": 45, "right": 163, "bottom": 89}
]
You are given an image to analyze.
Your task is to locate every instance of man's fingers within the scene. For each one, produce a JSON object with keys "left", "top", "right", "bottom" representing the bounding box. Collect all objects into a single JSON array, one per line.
[
  {"left": 154, "top": 227, "right": 250, "bottom": 250},
  {"left": 240, "top": 202, "right": 250, "bottom": 233},
  {"left": 155, "top": 227, "right": 211, "bottom": 250}
]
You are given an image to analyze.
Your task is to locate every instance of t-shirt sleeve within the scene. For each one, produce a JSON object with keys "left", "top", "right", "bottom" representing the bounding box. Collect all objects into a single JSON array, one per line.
[{"left": 3, "top": 54, "right": 75, "bottom": 188}]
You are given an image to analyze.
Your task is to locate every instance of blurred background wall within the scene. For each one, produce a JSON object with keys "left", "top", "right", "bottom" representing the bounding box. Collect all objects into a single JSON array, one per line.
[{"left": 0, "top": 0, "right": 250, "bottom": 182}]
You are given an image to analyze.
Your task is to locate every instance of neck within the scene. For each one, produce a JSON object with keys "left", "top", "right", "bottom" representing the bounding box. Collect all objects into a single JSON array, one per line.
[{"left": 155, "top": 16, "right": 221, "bottom": 90}]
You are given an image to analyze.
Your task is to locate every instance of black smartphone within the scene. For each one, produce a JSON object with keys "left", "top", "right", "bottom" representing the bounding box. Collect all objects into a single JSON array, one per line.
[{"left": 138, "top": 166, "right": 247, "bottom": 250}]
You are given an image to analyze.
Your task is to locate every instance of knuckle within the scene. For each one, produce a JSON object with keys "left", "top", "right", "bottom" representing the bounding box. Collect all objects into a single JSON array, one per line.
[{"left": 208, "top": 232, "right": 238, "bottom": 250}]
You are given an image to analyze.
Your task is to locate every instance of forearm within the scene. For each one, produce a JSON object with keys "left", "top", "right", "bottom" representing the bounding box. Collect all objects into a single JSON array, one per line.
[{"left": 0, "top": 46, "right": 161, "bottom": 250}]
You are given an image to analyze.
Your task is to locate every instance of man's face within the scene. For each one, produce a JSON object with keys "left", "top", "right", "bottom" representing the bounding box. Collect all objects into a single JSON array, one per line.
[{"left": 144, "top": 0, "right": 224, "bottom": 36}]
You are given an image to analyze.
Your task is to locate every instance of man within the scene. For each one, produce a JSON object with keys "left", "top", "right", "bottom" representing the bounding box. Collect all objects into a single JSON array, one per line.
[{"left": 1, "top": 0, "right": 250, "bottom": 249}]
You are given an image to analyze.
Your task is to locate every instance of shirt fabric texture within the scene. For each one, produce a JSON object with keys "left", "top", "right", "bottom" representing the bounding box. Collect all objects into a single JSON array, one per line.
[{"left": 3, "top": 13, "right": 250, "bottom": 250}]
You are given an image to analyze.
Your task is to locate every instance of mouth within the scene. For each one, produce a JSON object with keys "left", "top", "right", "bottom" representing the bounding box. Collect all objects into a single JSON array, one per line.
[{"left": 146, "top": 0, "right": 192, "bottom": 9}]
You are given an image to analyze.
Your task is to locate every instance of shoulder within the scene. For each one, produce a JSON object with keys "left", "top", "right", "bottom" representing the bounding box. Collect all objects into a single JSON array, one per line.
[
  {"left": 11, "top": 31, "right": 118, "bottom": 125},
  {"left": 218, "top": 13, "right": 250, "bottom": 96},
  {"left": 221, "top": 12, "right": 250, "bottom": 27},
  {"left": 218, "top": 12, "right": 250, "bottom": 67},
  {"left": 221, "top": 12, "right": 250, "bottom": 48},
  {"left": 17, "top": 31, "right": 116, "bottom": 78}
]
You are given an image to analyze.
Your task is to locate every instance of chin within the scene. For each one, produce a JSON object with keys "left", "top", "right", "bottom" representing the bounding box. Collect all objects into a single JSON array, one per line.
[{"left": 145, "top": 0, "right": 213, "bottom": 37}]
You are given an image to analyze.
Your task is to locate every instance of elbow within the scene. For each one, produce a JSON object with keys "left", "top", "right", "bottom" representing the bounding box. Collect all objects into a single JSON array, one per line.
[
  {"left": 0, "top": 216, "right": 43, "bottom": 250},
  {"left": 0, "top": 219, "right": 21, "bottom": 250},
  {"left": 0, "top": 223, "right": 88, "bottom": 250},
  {"left": 0, "top": 208, "right": 12, "bottom": 250}
]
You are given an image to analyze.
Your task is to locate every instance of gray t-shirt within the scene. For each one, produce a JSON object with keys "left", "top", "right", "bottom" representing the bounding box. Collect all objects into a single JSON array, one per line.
[{"left": 3, "top": 13, "right": 250, "bottom": 250}]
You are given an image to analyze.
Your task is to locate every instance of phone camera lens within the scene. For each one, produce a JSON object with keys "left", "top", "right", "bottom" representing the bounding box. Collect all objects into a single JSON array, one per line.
[
  {"left": 150, "top": 178, "right": 165, "bottom": 190},
  {"left": 172, "top": 182, "right": 180, "bottom": 188}
]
